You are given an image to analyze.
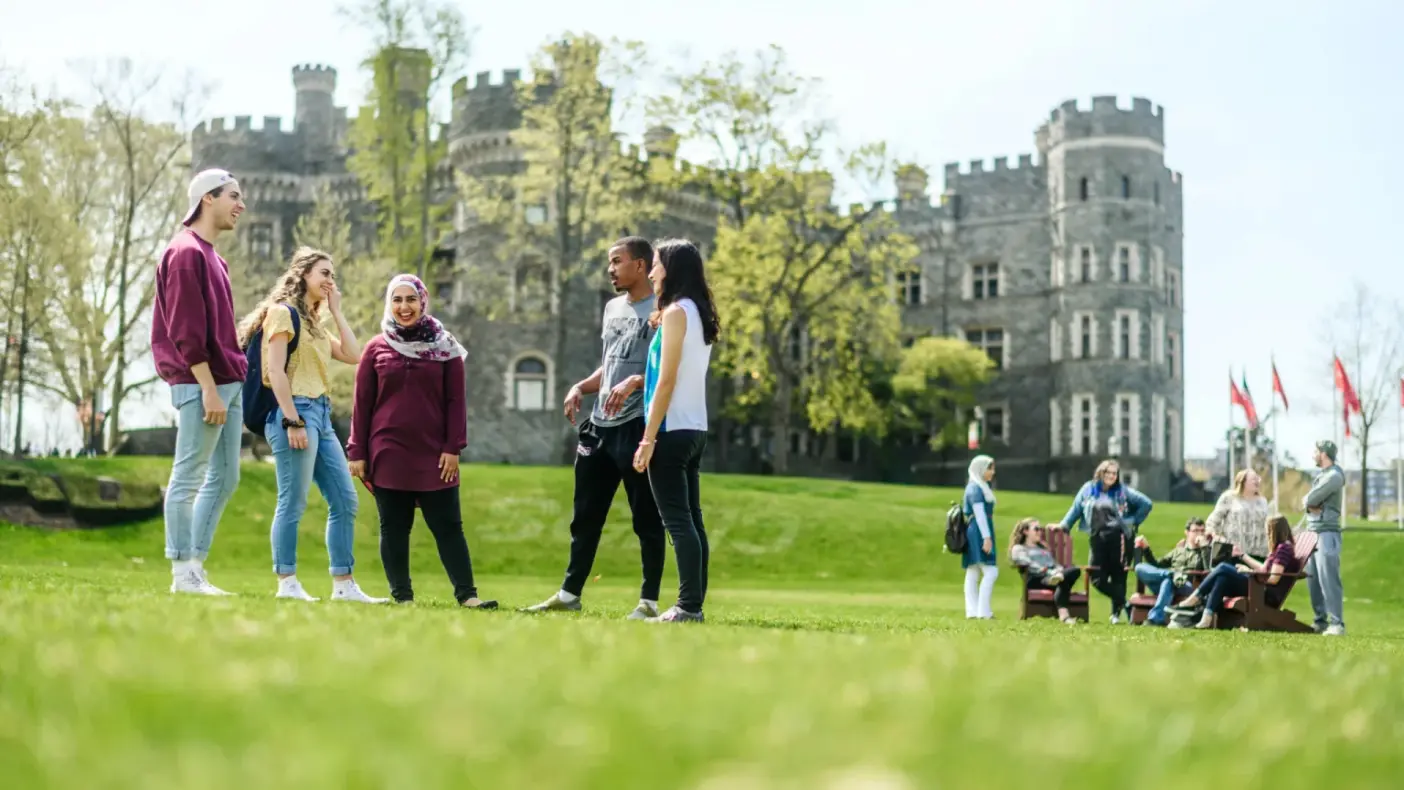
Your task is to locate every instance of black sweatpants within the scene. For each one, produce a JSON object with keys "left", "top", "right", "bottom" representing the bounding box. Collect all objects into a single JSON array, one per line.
[
  {"left": 646, "top": 429, "right": 709, "bottom": 613},
  {"left": 374, "top": 486, "right": 479, "bottom": 604},
  {"left": 562, "top": 417, "right": 667, "bottom": 601},
  {"left": 1088, "top": 528, "right": 1132, "bottom": 613}
]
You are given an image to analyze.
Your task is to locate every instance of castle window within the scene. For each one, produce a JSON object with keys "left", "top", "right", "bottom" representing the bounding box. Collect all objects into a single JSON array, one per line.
[
  {"left": 965, "top": 328, "right": 1004, "bottom": 369},
  {"left": 970, "top": 262, "right": 999, "bottom": 299},
  {"left": 1118, "top": 246, "right": 1131, "bottom": 282},
  {"left": 1073, "top": 312, "right": 1097, "bottom": 359},
  {"left": 1113, "top": 309, "right": 1140, "bottom": 360},
  {"left": 1168, "top": 269, "right": 1180, "bottom": 307},
  {"left": 1121, "top": 175, "right": 1131, "bottom": 199},
  {"left": 1153, "top": 181, "right": 1161, "bottom": 206},
  {"left": 509, "top": 355, "right": 551, "bottom": 411},
  {"left": 435, "top": 281, "right": 453, "bottom": 305},
  {"left": 1115, "top": 393, "right": 1141, "bottom": 455},
  {"left": 1079, "top": 246, "right": 1093, "bottom": 283},
  {"left": 1166, "top": 332, "right": 1179, "bottom": 379},
  {"left": 249, "top": 222, "right": 273, "bottom": 259},
  {"left": 1079, "top": 177, "right": 1089, "bottom": 202},
  {"left": 897, "top": 270, "right": 921, "bottom": 305},
  {"left": 982, "top": 406, "right": 1007, "bottom": 444},
  {"left": 1074, "top": 394, "right": 1096, "bottom": 456}
]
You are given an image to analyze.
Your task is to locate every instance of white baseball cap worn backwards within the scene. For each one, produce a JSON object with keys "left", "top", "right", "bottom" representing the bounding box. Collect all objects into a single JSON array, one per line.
[{"left": 181, "top": 168, "right": 237, "bottom": 225}]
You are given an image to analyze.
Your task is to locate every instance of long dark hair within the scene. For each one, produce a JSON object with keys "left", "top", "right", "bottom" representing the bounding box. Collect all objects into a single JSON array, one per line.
[{"left": 649, "top": 238, "right": 720, "bottom": 345}]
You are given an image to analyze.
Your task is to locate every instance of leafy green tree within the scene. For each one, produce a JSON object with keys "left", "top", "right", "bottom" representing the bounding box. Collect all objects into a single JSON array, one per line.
[{"left": 654, "top": 46, "right": 919, "bottom": 473}]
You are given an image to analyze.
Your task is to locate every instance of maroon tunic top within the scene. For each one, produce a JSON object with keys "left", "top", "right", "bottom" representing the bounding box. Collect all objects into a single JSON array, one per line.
[{"left": 347, "top": 335, "right": 467, "bottom": 492}]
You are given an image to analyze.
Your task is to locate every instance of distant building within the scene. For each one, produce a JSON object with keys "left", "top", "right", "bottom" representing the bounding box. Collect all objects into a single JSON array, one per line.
[{"left": 192, "top": 64, "right": 1187, "bottom": 498}]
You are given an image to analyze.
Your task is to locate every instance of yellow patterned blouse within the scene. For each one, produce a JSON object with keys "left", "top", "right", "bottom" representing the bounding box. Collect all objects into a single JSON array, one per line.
[{"left": 261, "top": 306, "right": 331, "bottom": 398}]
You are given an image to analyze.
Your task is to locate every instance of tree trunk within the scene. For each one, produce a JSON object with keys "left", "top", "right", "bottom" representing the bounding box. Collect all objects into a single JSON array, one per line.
[
  {"left": 1359, "top": 429, "right": 1371, "bottom": 520},
  {"left": 109, "top": 178, "right": 137, "bottom": 453},
  {"left": 418, "top": 98, "right": 432, "bottom": 280},
  {"left": 0, "top": 256, "right": 21, "bottom": 424},
  {"left": 11, "top": 261, "right": 30, "bottom": 454},
  {"left": 769, "top": 375, "right": 793, "bottom": 475}
]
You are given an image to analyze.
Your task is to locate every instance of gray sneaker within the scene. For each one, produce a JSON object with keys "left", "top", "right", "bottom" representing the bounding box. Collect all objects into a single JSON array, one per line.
[
  {"left": 649, "top": 605, "right": 704, "bottom": 623},
  {"left": 521, "top": 592, "right": 581, "bottom": 613},
  {"left": 626, "top": 602, "right": 660, "bottom": 620}
]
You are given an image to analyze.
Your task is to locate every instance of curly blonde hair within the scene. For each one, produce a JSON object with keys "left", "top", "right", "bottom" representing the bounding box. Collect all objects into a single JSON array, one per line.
[{"left": 237, "top": 247, "right": 331, "bottom": 348}]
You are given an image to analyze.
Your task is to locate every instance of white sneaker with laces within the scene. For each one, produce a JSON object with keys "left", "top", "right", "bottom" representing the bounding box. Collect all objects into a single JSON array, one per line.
[
  {"left": 276, "top": 576, "right": 319, "bottom": 602},
  {"left": 330, "top": 579, "right": 388, "bottom": 604},
  {"left": 626, "top": 601, "right": 660, "bottom": 620},
  {"left": 171, "top": 564, "right": 234, "bottom": 596}
]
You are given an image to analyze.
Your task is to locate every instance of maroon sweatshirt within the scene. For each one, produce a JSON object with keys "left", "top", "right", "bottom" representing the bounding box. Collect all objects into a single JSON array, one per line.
[
  {"left": 347, "top": 335, "right": 468, "bottom": 492},
  {"left": 150, "top": 229, "right": 247, "bottom": 386}
]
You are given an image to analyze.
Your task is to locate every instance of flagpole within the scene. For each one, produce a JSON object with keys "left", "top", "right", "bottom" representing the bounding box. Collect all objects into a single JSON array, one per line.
[
  {"left": 1396, "top": 372, "right": 1402, "bottom": 529},
  {"left": 1227, "top": 368, "right": 1236, "bottom": 488}
]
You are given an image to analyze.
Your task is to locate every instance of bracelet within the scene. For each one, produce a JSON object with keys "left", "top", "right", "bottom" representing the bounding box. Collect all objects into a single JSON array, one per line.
[{"left": 282, "top": 417, "right": 306, "bottom": 429}]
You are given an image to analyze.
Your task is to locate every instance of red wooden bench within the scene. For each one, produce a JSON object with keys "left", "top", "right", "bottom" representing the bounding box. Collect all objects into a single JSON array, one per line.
[
  {"left": 1212, "top": 529, "right": 1319, "bottom": 632},
  {"left": 1012, "top": 527, "right": 1094, "bottom": 622}
]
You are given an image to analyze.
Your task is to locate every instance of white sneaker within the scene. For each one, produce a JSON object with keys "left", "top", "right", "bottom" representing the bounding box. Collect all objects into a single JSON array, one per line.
[
  {"left": 626, "top": 601, "right": 660, "bottom": 620},
  {"left": 276, "top": 576, "right": 319, "bottom": 602},
  {"left": 170, "top": 565, "right": 234, "bottom": 596},
  {"left": 330, "top": 579, "right": 388, "bottom": 604},
  {"left": 1109, "top": 614, "right": 1121, "bottom": 625},
  {"left": 1324, "top": 624, "right": 1346, "bottom": 637}
]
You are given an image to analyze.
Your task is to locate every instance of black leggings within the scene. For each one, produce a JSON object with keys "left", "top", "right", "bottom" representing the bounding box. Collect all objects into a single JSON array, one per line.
[
  {"left": 373, "top": 486, "right": 480, "bottom": 604},
  {"left": 646, "top": 430, "right": 709, "bottom": 613},
  {"left": 1028, "top": 567, "right": 1082, "bottom": 609},
  {"left": 1088, "top": 529, "right": 1131, "bottom": 613}
]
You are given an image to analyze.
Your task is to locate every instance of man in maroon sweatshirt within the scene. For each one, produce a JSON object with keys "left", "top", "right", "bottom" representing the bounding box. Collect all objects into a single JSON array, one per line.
[{"left": 151, "top": 168, "right": 247, "bottom": 596}]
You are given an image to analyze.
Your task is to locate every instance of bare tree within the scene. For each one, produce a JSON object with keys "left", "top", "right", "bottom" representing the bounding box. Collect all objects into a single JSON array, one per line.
[
  {"left": 1327, "top": 282, "right": 1402, "bottom": 518},
  {"left": 23, "top": 58, "right": 206, "bottom": 453}
]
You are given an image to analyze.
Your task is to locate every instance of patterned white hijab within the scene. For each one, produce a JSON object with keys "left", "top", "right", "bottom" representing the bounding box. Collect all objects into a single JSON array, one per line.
[{"left": 381, "top": 274, "right": 467, "bottom": 362}]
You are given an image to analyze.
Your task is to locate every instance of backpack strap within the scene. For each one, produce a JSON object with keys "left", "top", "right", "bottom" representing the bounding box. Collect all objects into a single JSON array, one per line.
[{"left": 284, "top": 304, "right": 302, "bottom": 356}]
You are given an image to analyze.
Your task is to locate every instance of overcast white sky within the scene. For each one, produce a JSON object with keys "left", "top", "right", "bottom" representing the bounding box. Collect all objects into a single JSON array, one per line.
[{"left": 3, "top": 0, "right": 1402, "bottom": 467}]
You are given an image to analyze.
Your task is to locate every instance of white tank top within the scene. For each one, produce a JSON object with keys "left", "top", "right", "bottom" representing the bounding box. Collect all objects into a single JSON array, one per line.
[{"left": 643, "top": 298, "right": 712, "bottom": 432}]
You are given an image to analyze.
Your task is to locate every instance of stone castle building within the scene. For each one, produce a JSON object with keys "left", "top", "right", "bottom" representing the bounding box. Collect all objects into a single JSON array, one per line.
[{"left": 191, "top": 64, "right": 1186, "bottom": 499}]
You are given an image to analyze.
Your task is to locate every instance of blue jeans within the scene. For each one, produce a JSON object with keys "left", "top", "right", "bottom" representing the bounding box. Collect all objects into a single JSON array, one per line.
[
  {"left": 266, "top": 396, "right": 358, "bottom": 575},
  {"left": 1307, "top": 531, "right": 1345, "bottom": 629},
  {"left": 1133, "top": 563, "right": 1191, "bottom": 624},
  {"left": 164, "top": 382, "right": 244, "bottom": 561},
  {"left": 1193, "top": 562, "right": 1250, "bottom": 612}
]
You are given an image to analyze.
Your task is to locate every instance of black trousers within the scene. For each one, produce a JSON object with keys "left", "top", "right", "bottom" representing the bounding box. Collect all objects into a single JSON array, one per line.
[
  {"left": 562, "top": 417, "right": 667, "bottom": 601},
  {"left": 646, "top": 429, "right": 709, "bottom": 613},
  {"left": 1028, "top": 567, "right": 1082, "bottom": 609},
  {"left": 374, "top": 486, "right": 479, "bottom": 604},
  {"left": 1088, "top": 529, "right": 1132, "bottom": 613}
]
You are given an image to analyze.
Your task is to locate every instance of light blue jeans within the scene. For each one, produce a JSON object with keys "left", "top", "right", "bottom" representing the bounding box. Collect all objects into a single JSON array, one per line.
[
  {"left": 164, "top": 382, "right": 244, "bottom": 561},
  {"left": 1306, "top": 530, "right": 1345, "bottom": 629},
  {"left": 266, "top": 395, "right": 358, "bottom": 576},
  {"left": 1133, "top": 563, "right": 1191, "bottom": 624}
]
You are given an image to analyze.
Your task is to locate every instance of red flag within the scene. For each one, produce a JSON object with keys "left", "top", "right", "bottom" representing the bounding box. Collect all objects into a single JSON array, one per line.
[
  {"left": 1334, "top": 355, "right": 1362, "bottom": 414},
  {"left": 1271, "top": 361, "right": 1289, "bottom": 412},
  {"left": 1240, "top": 373, "right": 1260, "bottom": 429},
  {"left": 1230, "top": 375, "right": 1258, "bottom": 429}
]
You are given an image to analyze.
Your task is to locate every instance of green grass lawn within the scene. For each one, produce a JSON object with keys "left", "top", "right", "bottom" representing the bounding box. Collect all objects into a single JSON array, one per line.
[{"left": 2, "top": 459, "right": 1403, "bottom": 789}]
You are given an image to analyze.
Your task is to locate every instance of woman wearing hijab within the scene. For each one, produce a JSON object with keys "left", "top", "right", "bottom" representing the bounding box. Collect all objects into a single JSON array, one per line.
[
  {"left": 962, "top": 454, "right": 1000, "bottom": 619},
  {"left": 347, "top": 274, "right": 496, "bottom": 609}
]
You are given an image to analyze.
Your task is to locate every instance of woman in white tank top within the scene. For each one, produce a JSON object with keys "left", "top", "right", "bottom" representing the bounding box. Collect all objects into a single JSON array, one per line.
[{"left": 633, "top": 238, "right": 721, "bottom": 622}]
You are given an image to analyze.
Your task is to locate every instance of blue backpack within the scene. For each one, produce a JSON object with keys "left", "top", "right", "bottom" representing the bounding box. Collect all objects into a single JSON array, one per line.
[{"left": 242, "top": 304, "right": 301, "bottom": 438}]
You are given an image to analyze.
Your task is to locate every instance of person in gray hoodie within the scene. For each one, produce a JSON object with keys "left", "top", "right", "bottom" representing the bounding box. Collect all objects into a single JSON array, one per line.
[{"left": 1302, "top": 439, "right": 1346, "bottom": 635}]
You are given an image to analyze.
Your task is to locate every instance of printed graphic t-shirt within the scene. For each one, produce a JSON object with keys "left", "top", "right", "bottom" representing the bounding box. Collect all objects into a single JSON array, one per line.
[{"left": 591, "top": 293, "right": 655, "bottom": 427}]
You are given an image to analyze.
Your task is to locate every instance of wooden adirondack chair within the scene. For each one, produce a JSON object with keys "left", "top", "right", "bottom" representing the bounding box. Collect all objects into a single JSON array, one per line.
[
  {"left": 1013, "top": 527, "right": 1093, "bottom": 622},
  {"left": 1127, "top": 539, "right": 1211, "bottom": 625},
  {"left": 1213, "top": 529, "right": 1319, "bottom": 632}
]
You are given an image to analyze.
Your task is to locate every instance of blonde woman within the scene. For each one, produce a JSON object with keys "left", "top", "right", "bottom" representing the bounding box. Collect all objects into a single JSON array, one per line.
[
  {"left": 237, "top": 247, "right": 385, "bottom": 604},
  {"left": 1204, "top": 468, "right": 1271, "bottom": 561},
  {"left": 1008, "top": 517, "right": 1080, "bottom": 624}
]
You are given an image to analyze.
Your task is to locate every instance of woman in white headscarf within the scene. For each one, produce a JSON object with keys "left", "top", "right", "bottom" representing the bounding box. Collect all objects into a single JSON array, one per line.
[{"left": 961, "top": 454, "right": 999, "bottom": 619}]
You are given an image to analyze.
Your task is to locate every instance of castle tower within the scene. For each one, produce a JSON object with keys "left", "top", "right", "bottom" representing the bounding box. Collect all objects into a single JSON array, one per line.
[
  {"left": 1038, "top": 96, "right": 1184, "bottom": 494},
  {"left": 293, "top": 64, "right": 338, "bottom": 169}
]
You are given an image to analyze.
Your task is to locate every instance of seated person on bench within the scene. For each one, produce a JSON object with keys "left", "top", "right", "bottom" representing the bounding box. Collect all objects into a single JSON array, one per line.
[
  {"left": 1173, "top": 514, "right": 1301, "bottom": 630},
  {"left": 1008, "top": 517, "right": 1081, "bottom": 625},
  {"left": 1131, "top": 517, "right": 1216, "bottom": 626}
]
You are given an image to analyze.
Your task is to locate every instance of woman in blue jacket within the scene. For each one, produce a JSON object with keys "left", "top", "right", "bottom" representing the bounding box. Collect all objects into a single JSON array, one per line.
[
  {"left": 962, "top": 455, "right": 999, "bottom": 619},
  {"left": 1050, "top": 459, "right": 1153, "bottom": 623}
]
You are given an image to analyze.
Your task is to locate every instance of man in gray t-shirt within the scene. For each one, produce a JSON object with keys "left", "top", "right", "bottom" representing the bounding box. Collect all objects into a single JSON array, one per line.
[{"left": 523, "top": 237, "right": 667, "bottom": 620}]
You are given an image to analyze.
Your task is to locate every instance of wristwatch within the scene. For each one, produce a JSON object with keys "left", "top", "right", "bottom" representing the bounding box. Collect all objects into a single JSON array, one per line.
[{"left": 282, "top": 417, "right": 306, "bottom": 429}]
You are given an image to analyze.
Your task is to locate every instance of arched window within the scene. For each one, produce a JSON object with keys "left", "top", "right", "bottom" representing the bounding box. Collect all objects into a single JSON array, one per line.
[{"left": 511, "top": 355, "right": 549, "bottom": 411}]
